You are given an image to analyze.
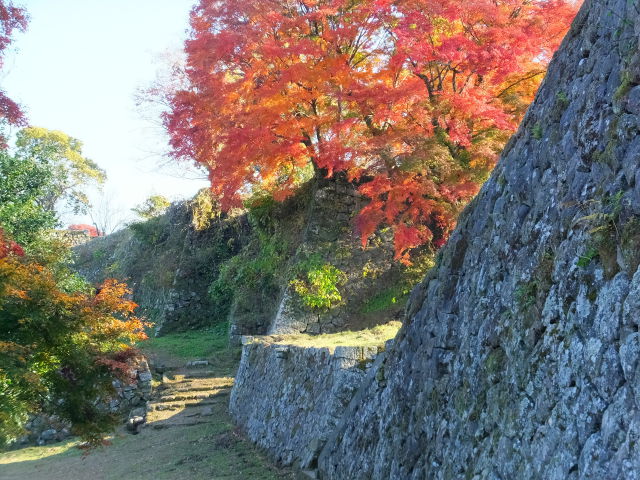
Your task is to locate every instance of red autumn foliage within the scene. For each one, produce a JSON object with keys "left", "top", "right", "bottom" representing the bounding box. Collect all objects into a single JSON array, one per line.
[
  {"left": 165, "top": 0, "right": 579, "bottom": 262},
  {"left": 0, "top": 228, "right": 24, "bottom": 258}
]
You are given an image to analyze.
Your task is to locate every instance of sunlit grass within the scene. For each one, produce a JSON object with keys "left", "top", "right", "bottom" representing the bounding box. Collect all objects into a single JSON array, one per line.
[
  {"left": 0, "top": 439, "right": 79, "bottom": 464},
  {"left": 141, "top": 321, "right": 230, "bottom": 359},
  {"left": 259, "top": 321, "right": 402, "bottom": 352}
]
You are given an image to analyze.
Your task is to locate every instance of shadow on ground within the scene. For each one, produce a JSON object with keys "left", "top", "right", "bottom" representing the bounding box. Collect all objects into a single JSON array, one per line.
[{"left": 0, "top": 348, "right": 293, "bottom": 480}]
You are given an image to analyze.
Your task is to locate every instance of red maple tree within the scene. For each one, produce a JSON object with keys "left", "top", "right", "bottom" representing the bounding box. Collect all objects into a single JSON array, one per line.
[{"left": 166, "top": 0, "right": 578, "bottom": 262}]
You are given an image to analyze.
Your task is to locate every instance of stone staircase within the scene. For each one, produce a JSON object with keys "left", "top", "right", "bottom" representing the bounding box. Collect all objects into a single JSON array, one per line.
[{"left": 142, "top": 361, "right": 233, "bottom": 431}]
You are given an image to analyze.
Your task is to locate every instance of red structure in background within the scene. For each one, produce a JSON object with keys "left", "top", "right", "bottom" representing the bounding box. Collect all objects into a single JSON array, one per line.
[{"left": 68, "top": 224, "right": 100, "bottom": 237}]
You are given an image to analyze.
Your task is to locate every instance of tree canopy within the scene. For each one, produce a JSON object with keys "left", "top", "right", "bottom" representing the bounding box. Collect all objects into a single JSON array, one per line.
[
  {"left": 0, "top": 127, "right": 106, "bottom": 246},
  {"left": 0, "top": 235, "right": 149, "bottom": 447},
  {"left": 15, "top": 127, "right": 106, "bottom": 215},
  {"left": 0, "top": 147, "right": 57, "bottom": 246},
  {"left": 132, "top": 194, "right": 171, "bottom": 219},
  {"left": 165, "top": 0, "right": 578, "bottom": 262}
]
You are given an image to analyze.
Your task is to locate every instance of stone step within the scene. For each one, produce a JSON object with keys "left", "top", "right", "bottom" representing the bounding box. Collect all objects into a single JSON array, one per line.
[
  {"left": 185, "top": 360, "right": 209, "bottom": 368},
  {"left": 151, "top": 399, "right": 225, "bottom": 411},
  {"left": 161, "top": 375, "right": 218, "bottom": 384},
  {"left": 155, "top": 389, "right": 229, "bottom": 403},
  {"left": 173, "top": 385, "right": 222, "bottom": 392},
  {"left": 183, "top": 371, "right": 216, "bottom": 378},
  {"left": 157, "top": 392, "right": 220, "bottom": 402}
]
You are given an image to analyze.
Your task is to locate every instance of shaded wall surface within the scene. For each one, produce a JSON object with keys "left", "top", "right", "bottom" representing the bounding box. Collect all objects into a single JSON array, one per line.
[{"left": 230, "top": 339, "right": 382, "bottom": 468}]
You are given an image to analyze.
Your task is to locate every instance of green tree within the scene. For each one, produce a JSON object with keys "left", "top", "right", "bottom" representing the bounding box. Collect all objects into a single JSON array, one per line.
[
  {"left": 132, "top": 194, "right": 170, "bottom": 219},
  {"left": 0, "top": 148, "right": 56, "bottom": 245},
  {"left": 15, "top": 127, "right": 106, "bottom": 215},
  {"left": 0, "top": 240, "right": 149, "bottom": 447}
]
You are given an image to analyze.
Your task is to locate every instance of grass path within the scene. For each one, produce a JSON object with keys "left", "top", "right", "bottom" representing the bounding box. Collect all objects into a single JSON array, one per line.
[{"left": 0, "top": 329, "right": 293, "bottom": 480}]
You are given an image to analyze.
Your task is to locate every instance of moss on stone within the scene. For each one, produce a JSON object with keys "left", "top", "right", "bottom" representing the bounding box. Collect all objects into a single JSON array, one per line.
[
  {"left": 614, "top": 70, "right": 633, "bottom": 102},
  {"left": 532, "top": 122, "right": 543, "bottom": 140}
]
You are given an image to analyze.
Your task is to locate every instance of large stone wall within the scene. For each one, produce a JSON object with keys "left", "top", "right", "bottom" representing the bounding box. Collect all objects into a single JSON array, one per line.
[
  {"left": 74, "top": 202, "right": 251, "bottom": 335},
  {"left": 268, "top": 174, "right": 401, "bottom": 336},
  {"left": 316, "top": 0, "right": 640, "bottom": 478},
  {"left": 229, "top": 338, "right": 384, "bottom": 469}
]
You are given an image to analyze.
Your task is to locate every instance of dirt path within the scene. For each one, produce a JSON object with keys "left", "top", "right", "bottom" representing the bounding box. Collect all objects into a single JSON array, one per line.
[{"left": 0, "top": 347, "right": 293, "bottom": 480}]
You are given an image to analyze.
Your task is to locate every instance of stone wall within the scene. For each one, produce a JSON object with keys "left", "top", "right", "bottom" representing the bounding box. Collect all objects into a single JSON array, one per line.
[
  {"left": 317, "top": 0, "right": 640, "bottom": 478},
  {"left": 74, "top": 202, "right": 251, "bottom": 335},
  {"left": 229, "top": 337, "right": 385, "bottom": 469},
  {"left": 75, "top": 180, "right": 403, "bottom": 341},
  {"left": 54, "top": 230, "right": 92, "bottom": 247},
  {"left": 268, "top": 174, "right": 402, "bottom": 336}
]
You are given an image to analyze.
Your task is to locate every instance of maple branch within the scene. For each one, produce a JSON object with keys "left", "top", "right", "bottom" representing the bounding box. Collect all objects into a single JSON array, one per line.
[
  {"left": 415, "top": 72, "right": 435, "bottom": 101},
  {"left": 496, "top": 70, "right": 546, "bottom": 98}
]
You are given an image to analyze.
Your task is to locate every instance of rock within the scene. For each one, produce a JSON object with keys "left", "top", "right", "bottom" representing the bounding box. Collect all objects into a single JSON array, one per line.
[
  {"left": 230, "top": 342, "right": 379, "bottom": 467},
  {"left": 295, "top": 470, "right": 318, "bottom": 480},
  {"left": 126, "top": 416, "right": 145, "bottom": 434},
  {"left": 138, "top": 371, "right": 153, "bottom": 383},
  {"left": 39, "top": 429, "right": 56, "bottom": 441},
  {"left": 626, "top": 85, "right": 640, "bottom": 115},
  {"left": 274, "top": 346, "right": 289, "bottom": 359},
  {"left": 129, "top": 407, "right": 146, "bottom": 419},
  {"left": 299, "top": 438, "right": 325, "bottom": 469},
  {"left": 200, "top": 406, "right": 214, "bottom": 417},
  {"left": 186, "top": 360, "right": 209, "bottom": 368},
  {"left": 313, "top": 2, "right": 640, "bottom": 478}
]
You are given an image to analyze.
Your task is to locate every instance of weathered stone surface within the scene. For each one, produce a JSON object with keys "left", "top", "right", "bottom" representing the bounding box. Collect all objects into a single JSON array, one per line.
[
  {"left": 229, "top": 339, "right": 381, "bottom": 468},
  {"left": 267, "top": 174, "right": 401, "bottom": 337},
  {"left": 317, "top": 0, "right": 640, "bottom": 478}
]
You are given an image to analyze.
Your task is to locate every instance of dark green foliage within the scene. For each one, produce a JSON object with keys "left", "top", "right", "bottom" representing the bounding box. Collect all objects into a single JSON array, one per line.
[
  {"left": 0, "top": 149, "right": 57, "bottom": 246},
  {"left": 532, "top": 122, "right": 543, "bottom": 140},
  {"left": 129, "top": 215, "right": 170, "bottom": 246}
]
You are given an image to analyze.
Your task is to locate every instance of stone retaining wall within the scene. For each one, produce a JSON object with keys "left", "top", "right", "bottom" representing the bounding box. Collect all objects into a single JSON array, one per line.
[
  {"left": 317, "top": 1, "right": 640, "bottom": 478},
  {"left": 229, "top": 338, "right": 385, "bottom": 469}
]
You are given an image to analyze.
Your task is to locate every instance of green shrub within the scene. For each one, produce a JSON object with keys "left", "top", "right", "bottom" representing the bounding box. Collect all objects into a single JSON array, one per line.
[
  {"left": 532, "top": 122, "right": 543, "bottom": 140},
  {"left": 129, "top": 216, "right": 169, "bottom": 246},
  {"left": 290, "top": 257, "right": 347, "bottom": 310}
]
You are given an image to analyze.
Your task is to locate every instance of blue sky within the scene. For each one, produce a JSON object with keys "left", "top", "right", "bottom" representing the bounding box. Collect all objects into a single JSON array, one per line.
[{"left": 3, "top": 0, "right": 209, "bottom": 225}]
